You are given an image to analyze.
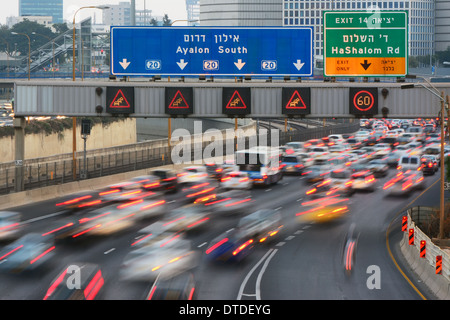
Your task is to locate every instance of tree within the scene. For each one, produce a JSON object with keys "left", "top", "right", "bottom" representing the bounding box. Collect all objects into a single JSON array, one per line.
[
  {"left": 150, "top": 18, "right": 159, "bottom": 26},
  {"left": 10, "top": 20, "right": 54, "bottom": 56},
  {"left": 53, "top": 23, "right": 69, "bottom": 35},
  {"left": 163, "top": 14, "right": 172, "bottom": 26}
]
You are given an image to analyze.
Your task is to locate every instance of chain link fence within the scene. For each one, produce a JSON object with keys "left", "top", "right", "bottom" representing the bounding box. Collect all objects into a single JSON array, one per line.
[{"left": 0, "top": 120, "right": 359, "bottom": 195}]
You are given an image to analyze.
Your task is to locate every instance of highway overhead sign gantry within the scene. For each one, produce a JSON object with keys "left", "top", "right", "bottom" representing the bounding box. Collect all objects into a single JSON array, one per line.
[
  {"left": 110, "top": 27, "right": 313, "bottom": 77},
  {"left": 323, "top": 11, "right": 408, "bottom": 77}
]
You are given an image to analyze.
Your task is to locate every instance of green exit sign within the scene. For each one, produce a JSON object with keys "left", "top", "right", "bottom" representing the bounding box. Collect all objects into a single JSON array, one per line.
[{"left": 324, "top": 11, "right": 408, "bottom": 77}]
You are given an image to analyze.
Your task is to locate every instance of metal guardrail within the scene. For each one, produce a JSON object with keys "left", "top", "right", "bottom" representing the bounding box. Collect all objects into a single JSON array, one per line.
[{"left": 0, "top": 120, "right": 359, "bottom": 195}]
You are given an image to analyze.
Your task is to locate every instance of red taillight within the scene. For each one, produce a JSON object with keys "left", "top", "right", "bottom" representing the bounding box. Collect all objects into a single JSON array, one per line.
[
  {"left": 43, "top": 269, "right": 68, "bottom": 300},
  {"left": 206, "top": 238, "right": 229, "bottom": 254},
  {"left": 233, "top": 239, "right": 254, "bottom": 256},
  {"left": 84, "top": 270, "right": 104, "bottom": 300},
  {"left": 30, "top": 246, "right": 55, "bottom": 265}
]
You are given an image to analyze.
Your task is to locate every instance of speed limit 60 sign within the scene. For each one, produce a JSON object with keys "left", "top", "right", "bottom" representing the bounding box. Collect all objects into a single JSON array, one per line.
[{"left": 349, "top": 87, "right": 378, "bottom": 116}]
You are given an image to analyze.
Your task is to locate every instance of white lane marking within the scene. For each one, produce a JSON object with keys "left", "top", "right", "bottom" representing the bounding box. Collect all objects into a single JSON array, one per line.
[
  {"left": 285, "top": 236, "right": 295, "bottom": 241},
  {"left": 198, "top": 242, "right": 207, "bottom": 248},
  {"left": 104, "top": 248, "right": 116, "bottom": 255},
  {"left": 294, "top": 230, "right": 303, "bottom": 235},
  {"left": 276, "top": 242, "right": 286, "bottom": 247},
  {"left": 23, "top": 211, "right": 66, "bottom": 224},
  {"left": 237, "top": 249, "right": 274, "bottom": 300},
  {"left": 255, "top": 249, "right": 278, "bottom": 300}
]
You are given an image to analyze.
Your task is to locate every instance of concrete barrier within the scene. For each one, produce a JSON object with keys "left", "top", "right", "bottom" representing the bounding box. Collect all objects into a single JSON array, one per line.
[{"left": 400, "top": 212, "right": 450, "bottom": 300}]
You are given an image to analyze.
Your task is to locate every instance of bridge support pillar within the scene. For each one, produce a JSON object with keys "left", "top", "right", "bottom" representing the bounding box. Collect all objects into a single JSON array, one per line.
[{"left": 13, "top": 117, "right": 26, "bottom": 192}]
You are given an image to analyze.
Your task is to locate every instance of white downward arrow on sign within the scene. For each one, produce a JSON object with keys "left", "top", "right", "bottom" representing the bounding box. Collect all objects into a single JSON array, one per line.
[
  {"left": 119, "top": 59, "right": 131, "bottom": 70},
  {"left": 177, "top": 59, "right": 188, "bottom": 70},
  {"left": 293, "top": 60, "right": 305, "bottom": 71},
  {"left": 234, "top": 59, "right": 246, "bottom": 70}
]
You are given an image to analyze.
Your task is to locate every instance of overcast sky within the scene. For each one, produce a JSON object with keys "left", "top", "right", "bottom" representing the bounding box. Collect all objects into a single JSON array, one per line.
[{"left": 0, "top": 0, "right": 188, "bottom": 25}]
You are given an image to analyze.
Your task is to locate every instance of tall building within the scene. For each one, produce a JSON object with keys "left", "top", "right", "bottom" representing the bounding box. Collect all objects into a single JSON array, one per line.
[
  {"left": 435, "top": 0, "right": 450, "bottom": 51},
  {"left": 282, "top": 0, "right": 435, "bottom": 59},
  {"left": 19, "top": 0, "right": 63, "bottom": 24},
  {"left": 102, "top": 2, "right": 155, "bottom": 26},
  {"left": 186, "top": 0, "right": 200, "bottom": 25},
  {"left": 200, "top": 0, "right": 283, "bottom": 26}
]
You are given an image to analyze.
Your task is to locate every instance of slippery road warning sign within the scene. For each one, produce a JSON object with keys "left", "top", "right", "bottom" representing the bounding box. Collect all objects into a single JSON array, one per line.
[
  {"left": 106, "top": 87, "right": 135, "bottom": 114},
  {"left": 222, "top": 87, "right": 251, "bottom": 115},
  {"left": 165, "top": 87, "right": 193, "bottom": 115},
  {"left": 282, "top": 88, "right": 311, "bottom": 116}
]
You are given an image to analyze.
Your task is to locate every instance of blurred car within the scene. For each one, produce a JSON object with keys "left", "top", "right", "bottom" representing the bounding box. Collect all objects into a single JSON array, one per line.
[
  {"left": 200, "top": 190, "right": 252, "bottom": 215},
  {"left": 397, "top": 155, "right": 421, "bottom": 172},
  {"left": 68, "top": 199, "right": 166, "bottom": 238},
  {"left": 0, "top": 233, "right": 55, "bottom": 273},
  {"left": 420, "top": 156, "right": 437, "bottom": 175},
  {"left": 98, "top": 179, "right": 160, "bottom": 203},
  {"left": 0, "top": 211, "right": 22, "bottom": 241},
  {"left": 296, "top": 152, "right": 314, "bottom": 167},
  {"left": 364, "top": 135, "right": 380, "bottom": 146},
  {"left": 373, "top": 143, "right": 391, "bottom": 157},
  {"left": 220, "top": 171, "right": 252, "bottom": 190},
  {"left": 350, "top": 170, "right": 377, "bottom": 192},
  {"left": 121, "top": 238, "right": 199, "bottom": 282},
  {"left": 383, "top": 170, "right": 425, "bottom": 196},
  {"left": 284, "top": 141, "right": 304, "bottom": 153},
  {"left": 205, "top": 229, "right": 255, "bottom": 263},
  {"left": 422, "top": 144, "right": 441, "bottom": 165},
  {"left": 348, "top": 161, "right": 369, "bottom": 174},
  {"left": 328, "top": 169, "right": 355, "bottom": 196},
  {"left": 146, "top": 272, "right": 196, "bottom": 300},
  {"left": 221, "top": 160, "right": 238, "bottom": 174},
  {"left": 160, "top": 204, "right": 211, "bottom": 233},
  {"left": 328, "top": 144, "right": 349, "bottom": 155},
  {"left": 178, "top": 181, "right": 217, "bottom": 203},
  {"left": 385, "top": 152, "right": 402, "bottom": 168},
  {"left": 306, "top": 146, "right": 329, "bottom": 159},
  {"left": 367, "top": 158, "right": 389, "bottom": 177},
  {"left": 55, "top": 190, "right": 105, "bottom": 213},
  {"left": 280, "top": 154, "right": 304, "bottom": 175},
  {"left": 346, "top": 138, "right": 362, "bottom": 149},
  {"left": 130, "top": 221, "right": 186, "bottom": 248},
  {"left": 302, "top": 165, "right": 329, "bottom": 184},
  {"left": 177, "top": 166, "right": 209, "bottom": 184},
  {"left": 43, "top": 263, "right": 104, "bottom": 300},
  {"left": 150, "top": 169, "right": 179, "bottom": 193},
  {"left": 421, "top": 155, "right": 439, "bottom": 172},
  {"left": 328, "top": 134, "right": 346, "bottom": 144},
  {"left": 397, "top": 135, "right": 412, "bottom": 145},
  {"left": 296, "top": 194, "right": 350, "bottom": 223},
  {"left": 236, "top": 209, "right": 283, "bottom": 243},
  {"left": 204, "top": 163, "right": 224, "bottom": 180}
]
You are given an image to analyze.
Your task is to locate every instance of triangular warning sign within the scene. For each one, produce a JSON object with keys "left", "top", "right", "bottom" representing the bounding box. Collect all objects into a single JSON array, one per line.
[
  {"left": 226, "top": 90, "right": 247, "bottom": 109},
  {"left": 110, "top": 89, "right": 131, "bottom": 108},
  {"left": 169, "top": 90, "right": 190, "bottom": 109},
  {"left": 286, "top": 90, "right": 307, "bottom": 109}
]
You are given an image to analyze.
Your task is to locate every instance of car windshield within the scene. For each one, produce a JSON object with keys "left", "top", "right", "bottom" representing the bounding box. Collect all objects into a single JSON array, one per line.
[
  {"left": 330, "top": 171, "right": 349, "bottom": 179},
  {"left": 282, "top": 156, "right": 298, "bottom": 163}
]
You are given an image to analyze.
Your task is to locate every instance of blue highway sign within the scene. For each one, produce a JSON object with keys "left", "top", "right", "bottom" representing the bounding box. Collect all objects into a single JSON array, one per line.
[{"left": 110, "top": 27, "right": 314, "bottom": 77}]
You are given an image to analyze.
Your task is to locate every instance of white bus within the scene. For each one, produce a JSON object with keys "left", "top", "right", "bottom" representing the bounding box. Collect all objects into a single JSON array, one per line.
[{"left": 235, "top": 146, "right": 283, "bottom": 186}]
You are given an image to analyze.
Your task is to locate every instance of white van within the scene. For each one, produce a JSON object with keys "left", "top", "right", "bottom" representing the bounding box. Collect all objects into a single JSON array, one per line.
[
  {"left": 397, "top": 155, "right": 421, "bottom": 171},
  {"left": 406, "top": 126, "right": 425, "bottom": 142}
]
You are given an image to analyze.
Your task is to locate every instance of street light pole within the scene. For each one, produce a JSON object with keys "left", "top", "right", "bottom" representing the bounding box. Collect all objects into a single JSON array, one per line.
[
  {"left": 71, "top": 5, "right": 110, "bottom": 180},
  {"left": 402, "top": 76, "right": 449, "bottom": 239},
  {"left": 11, "top": 32, "right": 30, "bottom": 80}
]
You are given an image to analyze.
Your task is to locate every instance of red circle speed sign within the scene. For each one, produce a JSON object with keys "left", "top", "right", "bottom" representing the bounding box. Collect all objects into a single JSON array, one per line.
[{"left": 353, "top": 90, "right": 374, "bottom": 112}]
